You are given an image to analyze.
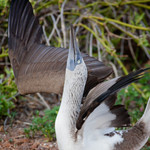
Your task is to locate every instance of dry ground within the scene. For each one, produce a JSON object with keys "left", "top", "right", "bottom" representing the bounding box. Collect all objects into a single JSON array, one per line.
[
  {"left": 0, "top": 124, "right": 58, "bottom": 150},
  {"left": 0, "top": 94, "right": 59, "bottom": 150}
]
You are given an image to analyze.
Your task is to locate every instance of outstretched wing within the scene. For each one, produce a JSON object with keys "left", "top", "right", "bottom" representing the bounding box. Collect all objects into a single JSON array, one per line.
[
  {"left": 81, "top": 94, "right": 130, "bottom": 138},
  {"left": 8, "top": 0, "right": 112, "bottom": 95},
  {"left": 76, "top": 68, "right": 150, "bottom": 130}
]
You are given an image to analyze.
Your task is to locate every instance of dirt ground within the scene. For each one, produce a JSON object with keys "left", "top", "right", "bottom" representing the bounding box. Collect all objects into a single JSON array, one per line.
[
  {"left": 0, "top": 124, "right": 58, "bottom": 150},
  {"left": 0, "top": 93, "right": 150, "bottom": 150},
  {"left": 0, "top": 94, "right": 59, "bottom": 150}
]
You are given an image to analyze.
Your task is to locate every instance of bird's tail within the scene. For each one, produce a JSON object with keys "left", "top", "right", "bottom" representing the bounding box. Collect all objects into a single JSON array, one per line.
[{"left": 139, "top": 97, "right": 150, "bottom": 134}]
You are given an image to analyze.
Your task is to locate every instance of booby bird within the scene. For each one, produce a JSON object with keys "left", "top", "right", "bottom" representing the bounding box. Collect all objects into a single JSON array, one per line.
[
  {"left": 55, "top": 27, "right": 150, "bottom": 150},
  {"left": 8, "top": 0, "right": 150, "bottom": 150},
  {"left": 8, "top": 0, "right": 112, "bottom": 97}
]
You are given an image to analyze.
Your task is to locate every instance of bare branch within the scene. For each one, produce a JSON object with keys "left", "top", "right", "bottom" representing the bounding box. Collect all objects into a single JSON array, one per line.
[
  {"left": 37, "top": 93, "right": 50, "bottom": 109},
  {"left": 89, "top": 33, "right": 93, "bottom": 57},
  {"left": 43, "top": 21, "right": 50, "bottom": 46},
  {"left": 49, "top": 14, "right": 62, "bottom": 44},
  {"left": 60, "top": 0, "right": 67, "bottom": 48},
  {"left": 128, "top": 39, "right": 141, "bottom": 68},
  {"left": 109, "top": 62, "right": 119, "bottom": 77}
]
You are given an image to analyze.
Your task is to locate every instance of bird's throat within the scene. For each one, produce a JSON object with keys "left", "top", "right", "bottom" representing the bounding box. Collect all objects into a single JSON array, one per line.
[{"left": 55, "top": 67, "right": 87, "bottom": 149}]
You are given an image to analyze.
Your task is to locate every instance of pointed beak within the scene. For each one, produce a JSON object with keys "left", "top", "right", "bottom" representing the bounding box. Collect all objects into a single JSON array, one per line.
[{"left": 67, "top": 26, "right": 82, "bottom": 71}]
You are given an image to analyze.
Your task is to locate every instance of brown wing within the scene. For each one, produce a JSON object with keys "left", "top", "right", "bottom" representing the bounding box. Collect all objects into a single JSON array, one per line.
[
  {"left": 76, "top": 68, "right": 150, "bottom": 130},
  {"left": 81, "top": 94, "right": 131, "bottom": 133},
  {"left": 8, "top": 0, "right": 112, "bottom": 95}
]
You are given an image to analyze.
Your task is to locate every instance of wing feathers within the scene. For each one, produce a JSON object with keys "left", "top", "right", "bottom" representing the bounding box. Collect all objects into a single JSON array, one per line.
[
  {"left": 110, "top": 105, "right": 130, "bottom": 127},
  {"left": 77, "top": 68, "right": 150, "bottom": 130},
  {"left": 8, "top": 0, "right": 112, "bottom": 95},
  {"left": 82, "top": 95, "right": 130, "bottom": 137}
]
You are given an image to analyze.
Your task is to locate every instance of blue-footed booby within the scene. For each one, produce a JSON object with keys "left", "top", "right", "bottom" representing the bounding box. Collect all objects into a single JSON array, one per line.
[
  {"left": 8, "top": 0, "right": 150, "bottom": 149},
  {"left": 55, "top": 26, "right": 150, "bottom": 150}
]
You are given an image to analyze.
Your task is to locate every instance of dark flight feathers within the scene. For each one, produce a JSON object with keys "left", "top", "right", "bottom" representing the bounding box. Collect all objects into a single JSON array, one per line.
[
  {"left": 105, "top": 94, "right": 131, "bottom": 128},
  {"left": 76, "top": 68, "right": 150, "bottom": 130},
  {"left": 8, "top": 0, "right": 112, "bottom": 96}
]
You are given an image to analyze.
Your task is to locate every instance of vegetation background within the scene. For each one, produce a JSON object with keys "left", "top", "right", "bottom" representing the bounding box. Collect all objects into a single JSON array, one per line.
[{"left": 0, "top": 0, "right": 150, "bottom": 149}]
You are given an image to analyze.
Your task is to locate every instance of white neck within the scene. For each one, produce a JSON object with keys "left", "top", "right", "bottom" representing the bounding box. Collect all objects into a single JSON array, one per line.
[{"left": 55, "top": 62, "right": 87, "bottom": 150}]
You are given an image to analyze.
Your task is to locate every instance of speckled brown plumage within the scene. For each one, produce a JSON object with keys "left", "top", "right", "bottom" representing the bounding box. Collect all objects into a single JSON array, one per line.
[{"left": 114, "top": 122, "right": 148, "bottom": 150}]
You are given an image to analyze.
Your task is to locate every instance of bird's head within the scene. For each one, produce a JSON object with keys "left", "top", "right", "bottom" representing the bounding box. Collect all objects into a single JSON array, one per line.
[{"left": 67, "top": 26, "right": 84, "bottom": 71}]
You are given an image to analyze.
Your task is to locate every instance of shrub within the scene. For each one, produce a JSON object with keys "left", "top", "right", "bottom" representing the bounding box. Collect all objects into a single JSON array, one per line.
[
  {"left": 0, "top": 67, "right": 17, "bottom": 118},
  {"left": 24, "top": 106, "right": 59, "bottom": 141}
]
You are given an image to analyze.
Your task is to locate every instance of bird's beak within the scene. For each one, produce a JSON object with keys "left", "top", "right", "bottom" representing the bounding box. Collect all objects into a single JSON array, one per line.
[{"left": 67, "top": 26, "right": 82, "bottom": 71}]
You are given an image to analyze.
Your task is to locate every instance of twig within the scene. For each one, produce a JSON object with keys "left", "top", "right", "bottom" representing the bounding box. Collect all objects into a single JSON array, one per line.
[
  {"left": 0, "top": 33, "right": 7, "bottom": 37},
  {"left": 3, "top": 93, "right": 20, "bottom": 131},
  {"left": 49, "top": 14, "right": 61, "bottom": 43},
  {"left": 0, "top": 30, "right": 7, "bottom": 51},
  {"left": 85, "top": 31, "right": 90, "bottom": 54},
  {"left": 37, "top": 93, "right": 50, "bottom": 109},
  {"left": 26, "top": 94, "right": 45, "bottom": 106},
  {"left": 104, "top": 23, "right": 131, "bottom": 40},
  {"left": 14, "top": 134, "right": 26, "bottom": 139},
  {"left": 43, "top": 21, "right": 50, "bottom": 46},
  {"left": 139, "top": 28, "right": 150, "bottom": 59},
  {"left": 109, "top": 21, "right": 150, "bottom": 59},
  {"left": 120, "top": 39, "right": 124, "bottom": 55},
  {"left": 141, "top": 46, "right": 150, "bottom": 59},
  {"left": 93, "top": 24, "right": 102, "bottom": 61},
  {"left": 7, "top": 93, "right": 20, "bottom": 101},
  {"left": 60, "top": 0, "right": 67, "bottom": 48},
  {"left": 89, "top": 15, "right": 150, "bottom": 31},
  {"left": 145, "top": 10, "right": 150, "bottom": 19},
  {"left": 128, "top": 39, "right": 141, "bottom": 68},
  {"left": 108, "top": 22, "right": 138, "bottom": 41},
  {"left": 104, "top": 0, "right": 116, "bottom": 18},
  {"left": 0, "top": 53, "right": 9, "bottom": 58},
  {"left": 109, "top": 62, "right": 119, "bottom": 77},
  {"left": 22, "top": 121, "right": 32, "bottom": 126},
  {"left": 74, "top": 16, "right": 83, "bottom": 34},
  {"left": 121, "top": 0, "right": 150, "bottom": 5},
  {"left": 4, "top": 56, "right": 9, "bottom": 68},
  {"left": 4, "top": 109, "right": 10, "bottom": 131},
  {"left": 140, "top": 21, "right": 150, "bottom": 36},
  {"left": 133, "top": 3, "right": 150, "bottom": 9},
  {"left": 0, "top": 62, "right": 10, "bottom": 65},
  {"left": 89, "top": 33, "right": 93, "bottom": 57}
]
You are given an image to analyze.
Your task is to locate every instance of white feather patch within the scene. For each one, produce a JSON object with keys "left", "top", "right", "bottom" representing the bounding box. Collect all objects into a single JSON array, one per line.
[{"left": 81, "top": 103, "right": 123, "bottom": 150}]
